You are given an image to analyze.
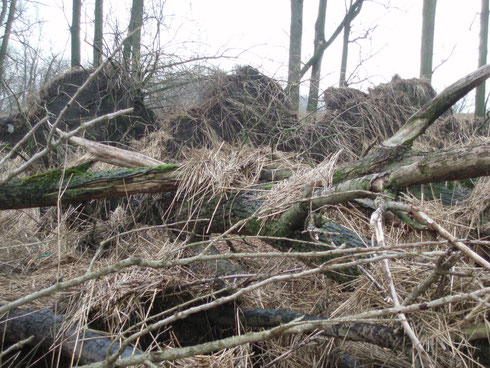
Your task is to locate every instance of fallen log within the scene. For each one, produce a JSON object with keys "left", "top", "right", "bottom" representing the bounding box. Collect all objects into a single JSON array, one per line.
[
  {"left": 0, "top": 308, "right": 141, "bottom": 365},
  {"left": 210, "top": 307, "right": 405, "bottom": 350},
  {"left": 0, "top": 163, "right": 179, "bottom": 210}
]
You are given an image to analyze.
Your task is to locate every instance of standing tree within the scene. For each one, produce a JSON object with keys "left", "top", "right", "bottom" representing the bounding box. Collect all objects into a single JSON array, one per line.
[
  {"left": 287, "top": 0, "right": 363, "bottom": 112},
  {"left": 123, "top": 0, "right": 144, "bottom": 74},
  {"left": 339, "top": 0, "right": 353, "bottom": 87},
  {"left": 0, "top": 0, "right": 8, "bottom": 27},
  {"left": 475, "top": 0, "right": 489, "bottom": 118},
  {"left": 420, "top": 0, "right": 437, "bottom": 81},
  {"left": 287, "top": 0, "right": 303, "bottom": 112},
  {"left": 71, "top": 0, "right": 81, "bottom": 68},
  {"left": 297, "top": 0, "right": 363, "bottom": 103},
  {"left": 93, "top": 0, "right": 104, "bottom": 67},
  {"left": 0, "top": 0, "right": 17, "bottom": 82},
  {"left": 306, "top": 0, "right": 327, "bottom": 112}
]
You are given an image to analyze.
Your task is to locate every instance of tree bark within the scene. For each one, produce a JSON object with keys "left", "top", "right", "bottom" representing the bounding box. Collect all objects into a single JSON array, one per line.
[
  {"left": 0, "top": 0, "right": 8, "bottom": 32},
  {"left": 475, "top": 0, "right": 489, "bottom": 118},
  {"left": 93, "top": 0, "right": 104, "bottom": 67},
  {"left": 123, "top": 0, "right": 144, "bottom": 73},
  {"left": 130, "top": 0, "right": 143, "bottom": 74},
  {"left": 0, "top": 309, "right": 141, "bottom": 364},
  {"left": 420, "top": 0, "right": 437, "bottom": 81},
  {"left": 0, "top": 164, "right": 179, "bottom": 210},
  {"left": 306, "top": 0, "right": 327, "bottom": 112},
  {"left": 212, "top": 308, "right": 403, "bottom": 349},
  {"left": 287, "top": 0, "right": 303, "bottom": 111},
  {"left": 0, "top": 0, "right": 16, "bottom": 82},
  {"left": 339, "top": 0, "right": 353, "bottom": 87},
  {"left": 71, "top": 0, "right": 82, "bottom": 68}
]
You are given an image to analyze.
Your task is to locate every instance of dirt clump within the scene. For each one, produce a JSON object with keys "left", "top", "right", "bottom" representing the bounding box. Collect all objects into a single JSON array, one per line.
[{"left": 160, "top": 66, "right": 295, "bottom": 157}]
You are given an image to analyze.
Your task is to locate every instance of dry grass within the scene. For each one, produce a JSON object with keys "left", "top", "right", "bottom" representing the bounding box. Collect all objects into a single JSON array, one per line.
[
  {"left": 259, "top": 151, "right": 340, "bottom": 218},
  {"left": 0, "top": 71, "right": 488, "bottom": 367},
  {"left": 156, "top": 66, "right": 295, "bottom": 159},
  {"left": 284, "top": 76, "right": 438, "bottom": 163}
]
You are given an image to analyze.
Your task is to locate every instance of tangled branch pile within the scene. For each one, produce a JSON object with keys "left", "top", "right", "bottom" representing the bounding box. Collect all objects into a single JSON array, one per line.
[{"left": 0, "top": 64, "right": 489, "bottom": 368}]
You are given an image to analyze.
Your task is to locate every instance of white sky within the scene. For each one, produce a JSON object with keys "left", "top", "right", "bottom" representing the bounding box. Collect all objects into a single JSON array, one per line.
[{"left": 35, "top": 0, "right": 486, "bottom": 106}]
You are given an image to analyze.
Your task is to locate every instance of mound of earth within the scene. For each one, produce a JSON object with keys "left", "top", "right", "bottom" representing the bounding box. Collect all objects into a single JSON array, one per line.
[
  {"left": 0, "top": 66, "right": 156, "bottom": 166},
  {"left": 309, "top": 75, "right": 437, "bottom": 160},
  {"left": 161, "top": 66, "right": 295, "bottom": 156}
]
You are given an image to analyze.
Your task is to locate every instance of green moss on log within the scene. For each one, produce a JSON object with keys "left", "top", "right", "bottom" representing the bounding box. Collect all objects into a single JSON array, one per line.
[{"left": 0, "top": 164, "right": 179, "bottom": 210}]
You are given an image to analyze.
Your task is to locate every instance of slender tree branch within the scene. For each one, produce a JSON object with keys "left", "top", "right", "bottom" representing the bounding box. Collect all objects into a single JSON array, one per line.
[{"left": 299, "top": 0, "right": 363, "bottom": 80}]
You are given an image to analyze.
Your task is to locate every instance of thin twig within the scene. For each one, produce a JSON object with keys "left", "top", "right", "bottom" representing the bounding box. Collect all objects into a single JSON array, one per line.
[
  {"left": 0, "top": 335, "right": 34, "bottom": 360},
  {"left": 402, "top": 251, "right": 461, "bottom": 306},
  {"left": 413, "top": 210, "right": 490, "bottom": 271},
  {"left": 371, "top": 206, "right": 435, "bottom": 368}
]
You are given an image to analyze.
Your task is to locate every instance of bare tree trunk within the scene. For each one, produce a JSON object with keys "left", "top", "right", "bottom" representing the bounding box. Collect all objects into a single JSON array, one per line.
[
  {"left": 339, "top": 0, "right": 353, "bottom": 87},
  {"left": 475, "top": 0, "right": 489, "bottom": 118},
  {"left": 93, "top": 0, "right": 104, "bottom": 67},
  {"left": 71, "top": 0, "right": 81, "bottom": 68},
  {"left": 0, "top": 0, "right": 8, "bottom": 29},
  {"left": 306, "top": 0, "right": 327, "bottom": 112},
  {"left": 287, "top": 0, "right": 303, "bottom": 112},
  {"left": 123, "top": 0, "right": 144, "bottom": 73},
  {"left": 131, "top": 0, "right": 144, "bottom": 74},
  {"left": 0, "top": 0, "right": 16, "bottom": 82},
  {"left": 299, "top": 0, "right": 363, "bottom": 81},
  {"left": 420, "top": 0, "right": 437, "bottom": 81}
]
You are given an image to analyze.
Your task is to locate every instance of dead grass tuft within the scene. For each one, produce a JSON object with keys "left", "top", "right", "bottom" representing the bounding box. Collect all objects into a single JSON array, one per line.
[{"left": 259, "top": 151, "right": 341, "bottom": 217}]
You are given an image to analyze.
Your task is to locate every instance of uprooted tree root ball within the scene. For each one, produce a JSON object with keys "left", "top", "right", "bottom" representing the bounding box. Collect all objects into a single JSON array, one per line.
[
  {"left": 0, "top": 66, "right": 157, "bottom": 168},
  {"left": 159, "top": 66, "right": 296, "bottom": 158}
]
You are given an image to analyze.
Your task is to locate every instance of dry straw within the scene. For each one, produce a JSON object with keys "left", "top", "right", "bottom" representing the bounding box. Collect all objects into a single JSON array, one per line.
[{"left": 0, "top": 68, "right": 488, "bottom": 367}]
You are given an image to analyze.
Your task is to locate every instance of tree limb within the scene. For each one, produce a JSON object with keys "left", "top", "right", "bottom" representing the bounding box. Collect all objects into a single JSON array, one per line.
[
  {"left": 298, "top": 0, "right": 363, "bottom": 80},
  {"left": 383, "top": 64, "right": 490, "bottom": 147}
]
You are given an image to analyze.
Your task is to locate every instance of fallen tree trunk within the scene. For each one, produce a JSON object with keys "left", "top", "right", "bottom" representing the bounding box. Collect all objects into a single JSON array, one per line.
[
  {"left": 0, "top": 309, "right": 141, "bottom": 365},
  {"left": 0, "top": 143, "right": 488, "bottom": 210},
  {"left": 0, "top": 163, "right": 179, "bottom": 210},
  {"left": 211, "top": 307, "right": 405, "bottom": 350}
]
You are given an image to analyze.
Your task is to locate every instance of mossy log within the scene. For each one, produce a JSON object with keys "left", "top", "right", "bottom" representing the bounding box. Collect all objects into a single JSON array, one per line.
[
  {"left": 0, "top": 163, "right": 179, "bottom": 210},
  {"left": 0, "top": 142, "right": 487, "bottom": 211},
  {"left": 0, "top": 143, "right": 488, "bottom": 281},
  {"left": 165, "top": 190, "right": 369, "bottom": 282}
]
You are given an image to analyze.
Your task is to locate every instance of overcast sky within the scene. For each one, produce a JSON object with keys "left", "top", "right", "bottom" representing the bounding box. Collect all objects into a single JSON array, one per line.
[{"left": 37, "top": 0, "right": 486, "bottom": 107}]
